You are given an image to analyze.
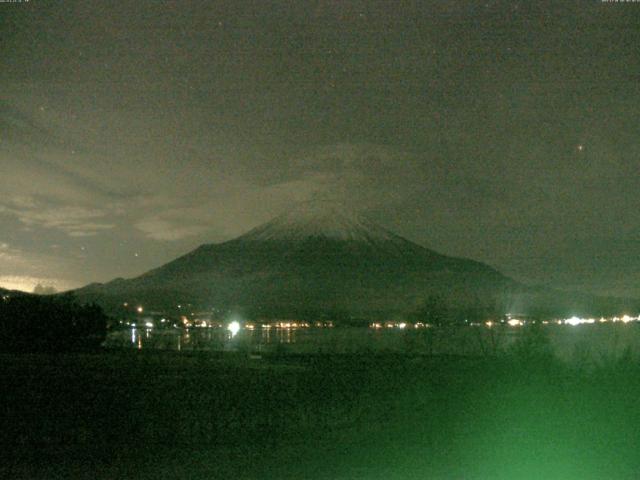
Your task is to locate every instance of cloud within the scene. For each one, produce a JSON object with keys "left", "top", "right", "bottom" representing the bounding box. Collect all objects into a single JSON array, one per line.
[
  {"left": 0, "top": 242, "right": 82, "bottom": 292},
  {"left": 33, "top": 283, "right": 58, "bottom": 295},
  {"left": 282, "top": 144, "right": 428, "bottom": 212},
  {"left": 0, "top": 198, "right": 115, "bottom": 237},
  {"left": 0, "top": 242, "right": 20, "bottom": 260},
  {"left": 0, "top": 275, "right": 74, "bottom": 293},
  {"left": 131, "top": 172, "right": 326, "bottom": 242},
  {"left": 134, "top": 218, "right": 210, "bottom": 241}
]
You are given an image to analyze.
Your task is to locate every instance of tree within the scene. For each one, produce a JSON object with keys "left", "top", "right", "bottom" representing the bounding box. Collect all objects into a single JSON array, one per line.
[{"left": 0, "top": 294, "right": 108, "bottom": 352}]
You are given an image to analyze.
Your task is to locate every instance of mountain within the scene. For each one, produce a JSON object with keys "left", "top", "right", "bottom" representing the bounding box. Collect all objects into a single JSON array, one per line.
[
  {"left": 73, "top": 202, "right": 637, "bottom": 321},
  {"left": 0, "top": 287, "right": 31, "bottom": 299}
]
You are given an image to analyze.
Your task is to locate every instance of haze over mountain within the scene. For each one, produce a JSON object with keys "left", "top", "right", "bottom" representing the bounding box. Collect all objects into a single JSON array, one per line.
[{"left": 73, "top": 202, "right": 638, "bottom": 321}]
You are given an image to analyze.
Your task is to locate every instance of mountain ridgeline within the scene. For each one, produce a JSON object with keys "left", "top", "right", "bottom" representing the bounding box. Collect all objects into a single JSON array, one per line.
[{"left": 74, "top": 203, "right": 638, "bottom": 322}]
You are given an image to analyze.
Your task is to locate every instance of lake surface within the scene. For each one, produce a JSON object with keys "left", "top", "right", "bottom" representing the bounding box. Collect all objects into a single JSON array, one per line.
[{"left": 104, "top": 323, "right": 640, "bottom": 363}]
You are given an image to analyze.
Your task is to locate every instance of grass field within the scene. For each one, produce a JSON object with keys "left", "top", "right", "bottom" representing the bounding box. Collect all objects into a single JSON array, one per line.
[{"left": 2, "top": 348, "right": 640, "bottom": 479}]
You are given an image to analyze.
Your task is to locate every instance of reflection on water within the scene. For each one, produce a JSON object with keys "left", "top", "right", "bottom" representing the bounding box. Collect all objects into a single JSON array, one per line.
[
  {"left": 107, "top": 326, "right": 317, "bottom": 353},
  {"left": 103, "top": 323, "right": 640, "bottom": 360}
]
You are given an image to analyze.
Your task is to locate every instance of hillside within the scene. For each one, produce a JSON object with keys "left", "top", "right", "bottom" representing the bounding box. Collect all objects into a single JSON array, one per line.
[{"left": 73, "top": 202, "right": 637, "bottom": 320}]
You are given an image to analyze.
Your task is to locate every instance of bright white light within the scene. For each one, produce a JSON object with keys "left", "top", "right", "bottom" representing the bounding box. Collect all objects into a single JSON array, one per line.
[
  {"left": 562, "top": 316, "right": 595, "bottom": 326},
  {"left": 227, "top": 321, "right": 241, "bottom": 337},
  {"left": 145, "top": 321, "right": 154, "bottom": 328},
  {"left": 622, "top": 315, "right": 632, "bottom": 323},
  {"left": 565, "top": 316, "right": 582, "bottom": 326},
  {"left": 136, "top": 306, "right": 143, "bottom": 313},
  {"left": 485, "top": 321, "right": 493, "bottom": 327},
  {"left": 398, "top": 322, "right": 407, "bottom": 329},
  {"left": 507, "top": 319, "right": 523, "bottom": 327}
]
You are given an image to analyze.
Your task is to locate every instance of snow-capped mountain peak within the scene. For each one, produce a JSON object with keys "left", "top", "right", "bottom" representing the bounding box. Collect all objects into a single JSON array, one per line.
[{"left": 238, "top": 200, "right": 399, "bottom": 243}]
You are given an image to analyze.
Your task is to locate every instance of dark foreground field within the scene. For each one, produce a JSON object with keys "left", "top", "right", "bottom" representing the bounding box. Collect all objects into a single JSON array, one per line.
[{"left": 2, "top": 349, "right": 640, "bottom": 479}]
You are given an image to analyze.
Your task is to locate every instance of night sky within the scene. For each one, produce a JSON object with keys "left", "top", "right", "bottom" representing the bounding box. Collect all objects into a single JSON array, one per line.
[{"left": 1, "top": 0, "right": 639, "bottom": 297}]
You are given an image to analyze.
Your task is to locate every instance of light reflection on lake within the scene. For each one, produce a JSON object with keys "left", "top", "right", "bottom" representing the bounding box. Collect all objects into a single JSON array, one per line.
[
  {"left": 107, "top": 326, "right": 364, "bottom": 353},
  {"left": 104, "top": 323, "right": 640, "bottom": 362}
]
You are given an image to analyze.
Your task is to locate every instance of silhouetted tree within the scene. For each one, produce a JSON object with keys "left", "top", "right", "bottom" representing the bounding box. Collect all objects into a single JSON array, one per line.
[{"left": 0, "top": 294, "right": 108, "bottom": 352}]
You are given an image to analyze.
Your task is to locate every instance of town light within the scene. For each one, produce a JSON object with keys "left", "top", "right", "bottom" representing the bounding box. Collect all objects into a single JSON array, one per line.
[
  {"left": 227, "top": 321, "right": 241, "bottom": 337},
  {"left": 565, "top": 316, "right": 581, "bottom": 326}
]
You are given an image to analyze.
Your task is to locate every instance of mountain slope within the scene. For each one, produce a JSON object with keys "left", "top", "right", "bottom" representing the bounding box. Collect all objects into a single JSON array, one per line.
[
  {"left": 74, "top": 202, "right": 637, "bottom": 320},
  {"left": 74, "top": 202, "right": 518, "bottom": 317}
]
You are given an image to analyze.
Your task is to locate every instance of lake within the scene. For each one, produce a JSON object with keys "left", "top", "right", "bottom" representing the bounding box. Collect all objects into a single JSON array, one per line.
[{"left": 104, "top": 322, "right": 640, "bottom": 363}]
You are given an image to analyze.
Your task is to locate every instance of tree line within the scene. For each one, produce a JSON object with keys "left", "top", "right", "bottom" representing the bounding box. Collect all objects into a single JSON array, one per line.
[{"left": 0, "top": 293, "right": 108, "bottom": 352}]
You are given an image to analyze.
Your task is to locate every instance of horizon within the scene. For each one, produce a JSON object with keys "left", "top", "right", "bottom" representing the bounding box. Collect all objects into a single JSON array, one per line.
[{"left": 5, "top": 200, "right": 640, "bottom": 304}]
